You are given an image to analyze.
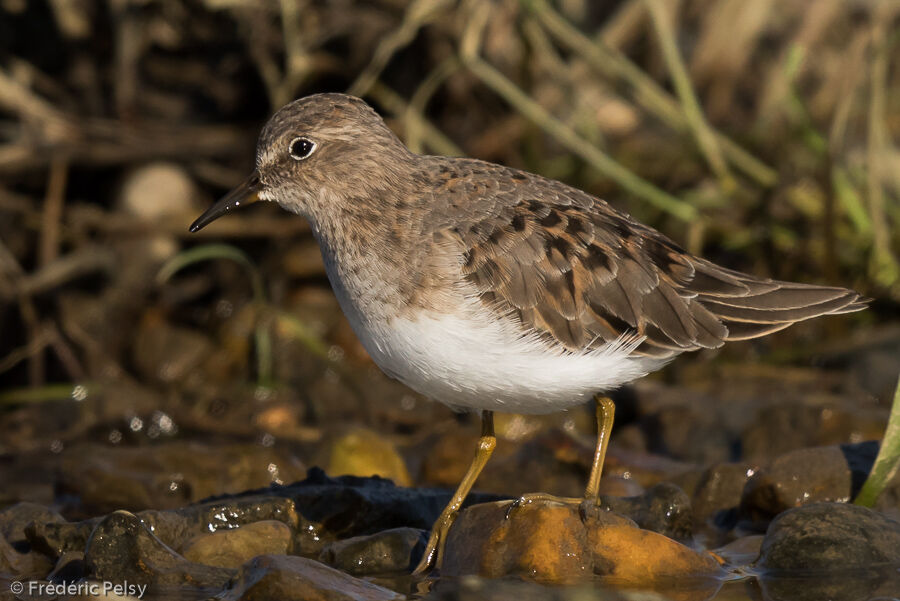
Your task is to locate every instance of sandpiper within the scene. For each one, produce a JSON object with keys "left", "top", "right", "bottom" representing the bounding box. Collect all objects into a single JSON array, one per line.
[{"left": 190, "top": 93, "right": 866, "bottom": 573}]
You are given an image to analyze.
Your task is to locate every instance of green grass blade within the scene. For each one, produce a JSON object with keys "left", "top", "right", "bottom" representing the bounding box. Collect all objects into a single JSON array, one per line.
[
  {"left": 157, "top": 243, "right": 272, "bottom": 386},
  {"left": 855, "top": 375, "right": 900, "bottom": 507}
]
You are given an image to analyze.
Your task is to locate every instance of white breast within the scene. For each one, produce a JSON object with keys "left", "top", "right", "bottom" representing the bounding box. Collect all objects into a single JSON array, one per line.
[{"left": 348, "top": 295, "right": 666, "bottom": 414}]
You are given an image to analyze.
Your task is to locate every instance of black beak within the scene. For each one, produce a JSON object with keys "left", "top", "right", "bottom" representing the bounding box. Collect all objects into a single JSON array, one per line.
[{"left": 189, "top": 171, "right": 261, "bottom": 233}]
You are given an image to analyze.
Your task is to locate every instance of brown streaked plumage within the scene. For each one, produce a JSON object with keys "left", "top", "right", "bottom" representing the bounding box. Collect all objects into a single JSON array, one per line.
[
  {"left": 189, "top": 93, "right": 867, "bottom": 574},
  {"left": 424, "top": 157, "right": 865, "bottom": 358}
]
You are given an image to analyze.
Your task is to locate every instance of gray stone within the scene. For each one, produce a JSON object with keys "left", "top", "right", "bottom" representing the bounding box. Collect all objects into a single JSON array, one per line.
[{"left": 319, "top": 527, "right": 426, "bottom": 575}]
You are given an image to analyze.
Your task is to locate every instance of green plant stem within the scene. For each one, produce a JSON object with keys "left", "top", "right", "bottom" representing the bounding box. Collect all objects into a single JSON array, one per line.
[
  {"left": 464, "top": 56, "right": 697, "bottom": 222},
  {"left": 0, "top": 383, "right": 96, "bottom": 405},
  {"left": 528, "top": 0, "right": 778, "bottom": 188},
  {"left": 157, "top": 243, "right": 272, "bottom": 386},
  {"left": 864, "top": 14, "right": 900, "bottom": 291},
  {"left": 855, "top": 376, "right": 900, "bottom": 507},
  {"left": 643, "top": 0, "right": 732, "bottom": 189}
]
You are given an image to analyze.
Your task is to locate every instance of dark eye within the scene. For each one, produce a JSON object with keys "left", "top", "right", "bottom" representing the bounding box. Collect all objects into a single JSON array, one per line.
[{"left": 289, "top": 137, "right": 316, "bottom": 160}]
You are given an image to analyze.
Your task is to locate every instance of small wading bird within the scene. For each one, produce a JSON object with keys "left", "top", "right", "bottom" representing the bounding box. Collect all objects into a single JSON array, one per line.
[{"left": 190, "top": 94, "right": 866, "bottom": 573}]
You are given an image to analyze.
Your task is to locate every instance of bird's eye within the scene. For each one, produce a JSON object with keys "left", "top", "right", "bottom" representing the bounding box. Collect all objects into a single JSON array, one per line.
[{"left": 289, "top": 137, "right": 316, "bottom": 160}]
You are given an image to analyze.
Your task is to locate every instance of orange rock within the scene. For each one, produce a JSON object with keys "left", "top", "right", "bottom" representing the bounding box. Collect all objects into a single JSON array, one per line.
[{"left": 441, "top": 500, "right": 723, "bottom": 585}]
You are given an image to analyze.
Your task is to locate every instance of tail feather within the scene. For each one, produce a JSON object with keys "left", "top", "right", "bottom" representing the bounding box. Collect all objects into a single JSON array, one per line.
[{"left": 687, "top": 259, "right": 867, "bottom": 343}]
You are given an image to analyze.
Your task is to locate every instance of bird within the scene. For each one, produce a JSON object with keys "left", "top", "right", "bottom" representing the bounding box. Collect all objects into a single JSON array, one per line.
[{"left": 189, "top": 93, "right": 866, "bottom": 574}]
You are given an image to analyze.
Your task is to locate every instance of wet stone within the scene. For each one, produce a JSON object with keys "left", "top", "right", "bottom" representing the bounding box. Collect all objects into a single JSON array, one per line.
[
  {"left": 441, "top": 500, "right": 722, "bottom": 584},
  {"left": 181, "top": 520, "right": 293, "bottom": 569},
  {"left": 599, "top": 482, "right": 694, "bottom": 542},
  {"left": 84, "top": 510, "right": 234, "bottom": 592},
  {"left": 740, "top": 441, "right": 878, "bottom": 525},
  {"left": 221, "top": 554, "right": 403, "bottom": 601},
  {"left": 756, "top": 502, "right": 900, "bottom": 572},
  {"left": 691, "top": 462, "right": 756, "bottom": 530},
  {"left": 272, "top": 468, "right": 505, "bottom": 554},
  {"left": 318, "top": 527, "right": 426, "bottom": 575},
  {"left": 755, "top": 503, "right": 900, "bottom": 601},
  {"left": 138, "top": 495, "right": 299, "bottom": 551},
  {"left": 47, "top": 550, "right": 86, "bottom": 583},
  {"left": 26, "top": 519, "right": 97, "bottom": 559}
]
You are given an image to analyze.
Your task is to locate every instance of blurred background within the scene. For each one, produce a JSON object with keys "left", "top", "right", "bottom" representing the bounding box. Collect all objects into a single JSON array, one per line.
[{"left": 0, "top": 0, "right": 899, "bottom": 518}]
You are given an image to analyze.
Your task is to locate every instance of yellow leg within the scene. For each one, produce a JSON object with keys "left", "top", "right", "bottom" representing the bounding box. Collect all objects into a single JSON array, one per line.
[
  {"left": 412, "top": 410, "right": 495, "bottom": 575},
  {"left": 584, "top": 395, "right": 615, "bottom": 502},
  {"left": 504, "top": 395, "right": 616, "bottom": 518}
]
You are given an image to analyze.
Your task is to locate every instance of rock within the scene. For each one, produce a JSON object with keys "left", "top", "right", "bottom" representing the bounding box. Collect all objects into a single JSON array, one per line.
[
  {"left": 599, "top": 482, "right": 694, "bottom": 542},
  {"left": 26, "top": 519, "right": 97, "bottom": 559},
  {"left": 47, "top": 550, "right": 86, "bottom": 583},
  {"left": 118, "top": 162, "right": 197, "bottom": 220},
  {"left": 691, "top": 462, "right": 756, "bottom": 529},
  {"left": 318, "top": 527, "right": 426, "bottom": 575},
  {"left": 755, "top": 502, "right": 900, "bottom": 572},
  {"left": 272, "top": 468, "right": 505, "bottom": 554},
  {"left": 181, "top": 520, "right": 293, "bottom": 568},
  {"left": 58, "top": 441, "right": 307, "bottom": 513},
  {"left": 222, "top": 554, "right": 403, "bottom": 601},
  {"left": 26, "top": 493, "right": 300, "bottom": 562},
  {"left": 755, "top": 502, "right": 900, "bottom": 601},
  {"left": 0, "top": 531, "right": 53, "bottom": 579},
  {"left": 117, "top": 162, "right": 198, "bottom": 262},
  {"left": 84, "top": 510, "right": 234, "bottom": 591},
  {"left": 325, "top": 428, "right": 412, "bottom": 487},
  {"left": 0, "top": 502, "right": 65, "bottom": 546},
  {"left": 740, "top": 442, "right": 878, "bottom": 525},
  {"left": 441, "top": 500, "right": 722, "bottom": 583}
]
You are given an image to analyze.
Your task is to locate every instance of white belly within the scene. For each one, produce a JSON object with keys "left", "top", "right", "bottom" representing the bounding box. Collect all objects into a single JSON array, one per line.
[{"left": 349, "top": 297, "right": 665, "bottom": 414}]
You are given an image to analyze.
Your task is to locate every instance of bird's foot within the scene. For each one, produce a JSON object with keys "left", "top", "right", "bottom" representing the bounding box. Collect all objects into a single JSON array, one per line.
[
  {"left": 503, "top": 492, "right": 581, "bottom": 520},
  {"left": 412, "top": 508, "right": 457, "bottom": 576},
  {"left": 503, "top": 493, "right": 608, "bottom": 523}
]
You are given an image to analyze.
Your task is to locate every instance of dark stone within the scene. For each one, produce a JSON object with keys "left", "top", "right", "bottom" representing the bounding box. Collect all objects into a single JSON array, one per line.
[
  {"left": 181, "top": 520, "right": 293, "bottom": 568},
  {"left": 47, "top": 551, "right": 86, "bottom": 583},
  {"left": 692, "top": 462, "right": 756, "bottom": 529},
  {"left": 25, "top": 519, "right": 97, "bottom": 559},
  {"left": 221, "top": 554, "right": 403, "bottom": 600},
  {"left": 756, "top": 502, "right": 900, "bottom": 572},
  {"left": 222, "top": 467, "right": 505, "bottom": 554},
  {"left": 84, "top": 510, "right": 234, "bottom": 592},
  {"left": 318, "top": 527, "right": 426, "bottom": 575},
  {"left": 27, "top": 468, "right": 504, "bottom": 566},
  {"left": 600, "top": 482, "right": 693, "bottom": 541},
  {"left": 740, "top": 442, "right": 878, "bottom": 527},
  {"left": 138, "top": 496, "right": 300, "bottom": 554},
  {"left": 0, "top": 502, "right": 65, "bottom": 547}
]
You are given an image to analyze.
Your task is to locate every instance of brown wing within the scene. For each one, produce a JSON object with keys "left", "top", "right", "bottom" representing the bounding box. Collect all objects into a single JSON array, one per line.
[{"left": 430, "top": 159, "right": 866, "bottom": 359}]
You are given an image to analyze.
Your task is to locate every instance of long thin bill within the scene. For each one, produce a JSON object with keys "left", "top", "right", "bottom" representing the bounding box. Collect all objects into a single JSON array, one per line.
[{"left": 189, "top": 171, "right": 261, "bottom": 233}]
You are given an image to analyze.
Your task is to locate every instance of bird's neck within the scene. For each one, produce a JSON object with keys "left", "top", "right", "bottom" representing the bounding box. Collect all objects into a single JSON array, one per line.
[{"left": 308, "top": 186, "right": 443, "bottom": 321}]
